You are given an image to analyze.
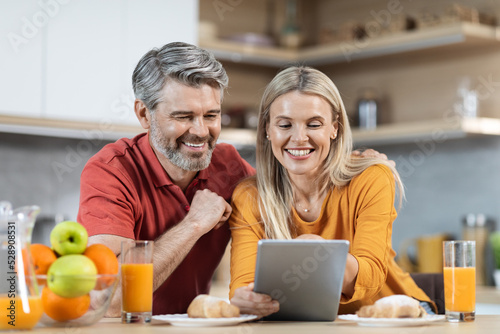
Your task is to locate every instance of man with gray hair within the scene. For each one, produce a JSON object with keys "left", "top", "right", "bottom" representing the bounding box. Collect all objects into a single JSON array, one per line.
[{"left": 77, "top": 42, "right": 255, "bottom": 316}]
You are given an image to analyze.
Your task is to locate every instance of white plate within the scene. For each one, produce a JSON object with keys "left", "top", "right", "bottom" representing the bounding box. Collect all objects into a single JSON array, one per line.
[
  {"left": 153, "top": 314, "right": 259, "bottom": 327},
  {"left": 338, "top": 314, "right": 445, "bottom": 327}
]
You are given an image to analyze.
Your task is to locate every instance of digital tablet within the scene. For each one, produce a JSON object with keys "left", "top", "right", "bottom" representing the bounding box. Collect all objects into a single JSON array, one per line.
[{"left": 253, "top": 239, "right": 349, "bottom": 321}]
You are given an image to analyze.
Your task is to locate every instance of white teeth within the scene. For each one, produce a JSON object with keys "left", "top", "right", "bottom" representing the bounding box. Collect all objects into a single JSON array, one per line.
[
  {"left": 287, "top": 149, "right": 311, "bottom": 157},
  {"left": 185, "top": 142, "right": 204, "bottom": 147}
]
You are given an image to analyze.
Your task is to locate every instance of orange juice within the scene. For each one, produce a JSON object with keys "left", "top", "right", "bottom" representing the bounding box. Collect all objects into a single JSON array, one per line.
[
  {"left": 0, "top": 294, "right": 43, "bottom": 330},
  {"left": 121, "top": 263, "right": 153, "bottom": 313},
  {"left": 443, "top": 267, "right": 476, "bottom": 312}
]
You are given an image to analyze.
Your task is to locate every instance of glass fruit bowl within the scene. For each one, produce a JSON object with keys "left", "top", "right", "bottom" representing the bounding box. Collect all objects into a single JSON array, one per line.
[{"left": 35, "top": 274, "right": 119, "bottom": 327}]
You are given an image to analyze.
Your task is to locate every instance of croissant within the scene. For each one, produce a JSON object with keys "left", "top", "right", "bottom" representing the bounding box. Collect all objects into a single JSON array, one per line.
[
  {"left": 187, "top": 295, "right": 240, "bottom": 318},
  {"left": 356, "top": 295, "right": 427, "bottom": 318}
]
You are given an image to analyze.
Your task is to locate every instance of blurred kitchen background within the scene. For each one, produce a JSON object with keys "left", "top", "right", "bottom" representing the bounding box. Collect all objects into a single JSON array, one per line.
[{"left": 2, "top": 0, "right": 500, "bottom": 285}]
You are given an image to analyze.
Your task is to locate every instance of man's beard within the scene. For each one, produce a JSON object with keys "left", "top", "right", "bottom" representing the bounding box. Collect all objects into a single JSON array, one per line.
[{"left": 150, "top": 121, "right": 215, "bottom": 172}]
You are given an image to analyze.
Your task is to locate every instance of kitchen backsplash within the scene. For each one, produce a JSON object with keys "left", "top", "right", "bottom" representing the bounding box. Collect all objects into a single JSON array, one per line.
[
  {"left": 368, "top": 136, "right": 500, "bottom": 249},
  {"left": 1, "top": 132, "right": 499, "bottom": 253}
]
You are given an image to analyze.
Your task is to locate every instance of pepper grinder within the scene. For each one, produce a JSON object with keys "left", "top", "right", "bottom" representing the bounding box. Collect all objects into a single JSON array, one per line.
[
  {"left": 357, "top": 89, "right": 378, "bottom": 130},
  {"left": 280, "top": 0, "right": 302, "bottom": 49},
  {"left": 462, "top": 214, "right": 495, "bottom": 285}
]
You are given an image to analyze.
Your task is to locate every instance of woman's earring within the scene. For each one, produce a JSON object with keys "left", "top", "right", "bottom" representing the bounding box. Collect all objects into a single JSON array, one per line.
[{"left": 266, "top": 135, "right": 270, "bottom": 139}]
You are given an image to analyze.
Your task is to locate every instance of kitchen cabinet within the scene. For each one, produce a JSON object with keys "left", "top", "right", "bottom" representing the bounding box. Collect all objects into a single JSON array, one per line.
[
  {"left": 45, "top": 0, "right": 198, "bottom": 126},
  {"left": 0, "top": 0, "right": 198, "bottom": 133},
  {"left": 0, "top": 0, "right": 44, "bottom": 118},
  {"left": 44, "top": 0, "right": 125, "bottom": 124}
]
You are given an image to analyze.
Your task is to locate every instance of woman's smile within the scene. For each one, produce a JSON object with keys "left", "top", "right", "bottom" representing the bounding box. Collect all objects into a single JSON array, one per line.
[{"left": 285, "top": 148, "right": 314, "bottom": 159}]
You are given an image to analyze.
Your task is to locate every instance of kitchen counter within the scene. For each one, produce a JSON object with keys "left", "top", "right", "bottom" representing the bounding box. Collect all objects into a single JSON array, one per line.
[
  {"left": 19, "top": 315, "right": 500, "bottom": 333},
  {"left": 476, "top": 286, "right": 500, "bottom": 314},
  {"left": 477, "top": 286, "right": 500, "bottom": 304}
]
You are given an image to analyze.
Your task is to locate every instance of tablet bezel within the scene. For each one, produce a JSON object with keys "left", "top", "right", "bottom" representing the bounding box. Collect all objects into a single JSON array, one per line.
[{"left": 253, "top": 239, "right": 350, "bottom": 321}]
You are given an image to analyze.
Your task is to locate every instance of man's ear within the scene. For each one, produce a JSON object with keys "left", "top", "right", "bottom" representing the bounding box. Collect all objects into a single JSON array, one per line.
[{"left": 135, "top": 99, "right": 151, "bottom": 129}]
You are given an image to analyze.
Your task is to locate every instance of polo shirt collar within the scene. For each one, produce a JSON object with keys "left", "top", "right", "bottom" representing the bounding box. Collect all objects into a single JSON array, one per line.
[
  {"left": 139, "top": 132, "right": 209, "bottom": 187},
  {"left": 197, "top": 167, "right": 209, "bottom": 180}
]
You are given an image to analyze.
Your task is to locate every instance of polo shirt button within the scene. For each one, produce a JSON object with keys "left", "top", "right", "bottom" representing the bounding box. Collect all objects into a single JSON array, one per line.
[{"left": 184, "top": 205, "right": 190, "bottom": 211}]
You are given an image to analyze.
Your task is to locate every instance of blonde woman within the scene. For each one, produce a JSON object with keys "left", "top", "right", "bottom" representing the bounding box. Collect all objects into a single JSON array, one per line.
[{"left": 228, "top": 66, "right": 434, "bottom": 317}]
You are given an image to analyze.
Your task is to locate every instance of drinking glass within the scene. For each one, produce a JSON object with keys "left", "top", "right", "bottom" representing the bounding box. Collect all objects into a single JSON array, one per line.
[
  {"left": 120, "top": 240, "right": 153, "bottom": 324},
  {"left": 443, "top": 240, "right": 475, "bottom": 322}
]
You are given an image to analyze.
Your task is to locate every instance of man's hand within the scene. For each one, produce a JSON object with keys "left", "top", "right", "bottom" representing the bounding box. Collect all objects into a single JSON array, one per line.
[
  {"left": 231, "top": 283, "right": 279, "bottom": 318},
  {"left": 185, "top": 189, "right": 232, "bottom": 234},
  {"left": 352, "top": 148, "right": 395, "bottom": 168},
  {"left": 148, "top": 189, "right": 231, "bottom": 291}
]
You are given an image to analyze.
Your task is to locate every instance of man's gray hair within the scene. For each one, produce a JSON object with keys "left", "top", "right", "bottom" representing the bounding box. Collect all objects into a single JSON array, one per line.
[{"left": 132, "top": 41, "right": 228, "bottom": 112}]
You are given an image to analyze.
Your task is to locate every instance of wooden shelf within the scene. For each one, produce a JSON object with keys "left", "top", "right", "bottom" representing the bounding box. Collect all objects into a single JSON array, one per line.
[
  {"left": 216, "top": 117, "right": 500, "bottom": 147},
  {"left": 199, "top": 38, "right": 297, "bottom": 67},
  {"left": 0, "top": 115, "right": 145, "bottom": 141},
  {"left": 352, "top": 117, "right": 500, "bottom": 146},
  {"left": 200, "top": 22, "right": 500, "bottom": 67},
  {"left": 0, "top": 115, "right": 257, "bottom": 145},
  {"left": 2, "top": 116, "right": 500, "bottom": 147},
  {"left": 218, "top": 128, "right": 258, "bottom": 147}
]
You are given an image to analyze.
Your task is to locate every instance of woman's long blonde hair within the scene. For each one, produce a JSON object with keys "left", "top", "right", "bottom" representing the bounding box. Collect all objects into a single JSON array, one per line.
[{"left": 256, "top": 66, "right": 404, "bottom": 239}]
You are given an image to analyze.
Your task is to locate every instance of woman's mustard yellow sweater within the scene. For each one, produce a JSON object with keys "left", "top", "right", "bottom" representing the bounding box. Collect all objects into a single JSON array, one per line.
[{"left": 228, "top": 165, "right": 434, "bottom": 314}]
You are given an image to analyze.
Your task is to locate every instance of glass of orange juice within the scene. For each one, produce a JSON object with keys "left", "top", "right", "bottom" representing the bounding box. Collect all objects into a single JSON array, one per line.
[
  {"left": 443, "top": 240, "right": 475, "bottom": 322},
  {"left": 120, "top": 240, "right": 154, "bottom": 324}
]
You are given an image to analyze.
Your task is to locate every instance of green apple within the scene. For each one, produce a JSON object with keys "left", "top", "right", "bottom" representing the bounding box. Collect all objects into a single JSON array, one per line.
[
  {"left": 50, "top": 221, "right": 88, "bottom": 255},
  {"left": 47, "top": 254, "right": 97, "bottom": 298}
]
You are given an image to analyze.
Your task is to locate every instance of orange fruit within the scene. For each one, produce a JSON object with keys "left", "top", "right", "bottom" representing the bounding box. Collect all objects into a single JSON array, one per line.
[
  {"left": 30, "top": 244, "right": 58, "bottom": 275},
  {"left": 83, "top": 244, "right": 119, "bottom": 289},
  {"left": 21, "top": 245, "right": 57, "bottom": 286},
  {"left": 41, "top": 286, "right": 90, "bottom": 322}
]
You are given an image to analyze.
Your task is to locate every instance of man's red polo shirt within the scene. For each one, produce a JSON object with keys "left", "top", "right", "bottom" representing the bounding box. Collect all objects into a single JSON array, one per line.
[{"left": 77, "top": 132, "right": 255, "bottom": 314}]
